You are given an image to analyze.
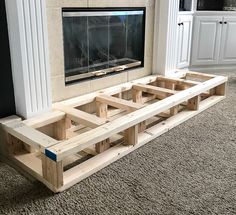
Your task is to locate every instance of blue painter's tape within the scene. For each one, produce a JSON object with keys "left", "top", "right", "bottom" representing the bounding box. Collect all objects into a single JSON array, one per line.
[{"left": 45, "top": 149, "right": 57, "bottom": 161}]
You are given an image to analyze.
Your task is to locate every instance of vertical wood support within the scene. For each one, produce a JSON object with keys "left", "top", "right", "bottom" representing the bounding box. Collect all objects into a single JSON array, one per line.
[
  {"left": 65, "top": 117, "right": 72, "bottom": 129},
  {"left": 170, "top": 106, "right": 179, "bottom": 116},
  {"left": 124, "top": 125, "right": 138, "bottom": 146},
  {"left": 165, "top": 82, "right": 175, "bottom": 90},
  {"left": 215, "top": 83, "right": 226, "bottom": 96},
  {"left": 95, "top": 139, "right": 110, "bottom": 154},
  {"left": 209, "top": 88, "right": 216, "bottom": 95},
  {"left": 42, "top": 154, "right": 63, "bottom": 189},
  {"left": 113, "top": 92, "right": 122, "bottom": 99},
  {"left": 7, "top": 134, "right": 36, "bottom": 154},
  {"left": 7, "top": 134, "right": 24, "bottom": 154},
  {"left": 95, "top": 101, "right": 110, "bottom": 153},
  {"left": 132, "top": 89, "right": 142, "bottom": 103},
  {"left": 54, "top": 118, "right": 66, "bottom": 140},
  {"left": 96, "top": 102, "right": 108, "bottom": 119},
  {"left": 132, "top": 89, "right": 146, "bottom": 132},
  {"left": 165, "top": 83, "right": 179, "bottom": 116},
  {"left": 187, "top": 96, "right": 200, "bottom": 111}
]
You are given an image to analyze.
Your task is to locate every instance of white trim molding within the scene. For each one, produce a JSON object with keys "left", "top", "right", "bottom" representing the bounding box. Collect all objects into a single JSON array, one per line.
[
  {"left": 5, "top": 0, "right": 51, "bottom": 119},
  {"left": 153, "top": 0, "right": 179, "bottom": 76}
]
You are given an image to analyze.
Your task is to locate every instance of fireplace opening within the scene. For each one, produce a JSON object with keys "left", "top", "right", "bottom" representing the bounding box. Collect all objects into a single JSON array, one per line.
[{"left": 62, "top": 8, "right": 146, "bottom": 84}]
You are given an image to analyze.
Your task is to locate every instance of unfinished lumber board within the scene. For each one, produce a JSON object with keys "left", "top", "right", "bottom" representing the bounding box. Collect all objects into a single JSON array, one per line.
[
  {"left": 24, "top": 111, "right": 65, "bottom": 128},
  {"left": 42, "top": 154, "right": 63, "bottom": 188},
  {"left": 61, "top": 75, "right": 158, "bottom": 107},
  {"left": 96, "top": 95, "right": 144, "bottom": 112},
  {"left": 7, "top": 134, "right": 24, "bottom": 154},
  {"left": 46, "top": 75, "right": 227, "bottom": 162},
  {"left": 54, "top": 103, "right": 106, "bottom": 128},
  {"left": 133, "top": 84, "right": 177, "bottom": 99},
  {"left": 187, "top": 96, "right": 200, "bottom": 111},
  {"left": 0, "top": 115, "right": 21, "bottom": 125},
  {"left": 215, "top": 83, "right": 226, "bottom": 96},
  {"left": 95, "top": 100, "right": 110, "bottom": 153},
  {"left": 170, "top": 106, "right": 179, "bottom": 116},
  {"left": 14, "top": 151, "right": 42, "bottom": 175},
  {"left": 96, "top": 102, "right": 108, "bottom": 119},
  {"left": 3, "top": 121, "right": 59, "bottom": 150},
  {"left": 157, "top": 76, "right": 199, "bottom": 87},
  {"left": 95, "top": 139, "right": 111, "bottom": 154},
  {"left": 132, "top": 88, "right": 146, "bottom": 132},
  {"left": 61, "top": 94, "right": 225, "bottom": 192},
  {"left": 132, "top": 89, "right": 142, "bottom": 103},
  {"left": 54, "top": 118, "right": 66, "bottom": 140},
  {"left": 185, "top": 71, "right": 216, "bottom": 80},
  {"left": 124, "top": 125, "right": 138, "bottom": 145}
]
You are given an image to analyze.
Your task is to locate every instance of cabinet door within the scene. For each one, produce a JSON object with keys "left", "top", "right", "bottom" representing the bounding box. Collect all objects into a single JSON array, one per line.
[
  {"left": 219, "top": 17, "right": 236, "bottom": 64},
  {"left": 177, "top": 15, "right": 193, "bottom": 69},
  {"left": 191, "top": 16, "right": 222, "bottom": 66}
]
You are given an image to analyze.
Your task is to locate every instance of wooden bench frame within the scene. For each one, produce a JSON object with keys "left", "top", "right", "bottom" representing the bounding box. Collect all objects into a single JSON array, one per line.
[{"left": 0, "top": 70, "right": 227, "bottom": 192}]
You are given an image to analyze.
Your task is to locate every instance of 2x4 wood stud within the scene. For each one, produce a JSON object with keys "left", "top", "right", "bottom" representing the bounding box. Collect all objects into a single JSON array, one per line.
[{"left": 0, "top": 71, "right": 227, "bottom": 192}]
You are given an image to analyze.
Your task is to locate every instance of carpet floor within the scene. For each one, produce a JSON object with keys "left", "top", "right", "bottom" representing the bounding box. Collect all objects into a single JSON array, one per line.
[{"left": 0, "top": 70, "right": 236, "bottom": 215}]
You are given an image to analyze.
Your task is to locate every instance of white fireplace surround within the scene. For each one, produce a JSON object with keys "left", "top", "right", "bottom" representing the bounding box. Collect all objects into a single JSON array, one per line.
[{"left": 5, "top": 0, "right": 179, "bottom": 119}]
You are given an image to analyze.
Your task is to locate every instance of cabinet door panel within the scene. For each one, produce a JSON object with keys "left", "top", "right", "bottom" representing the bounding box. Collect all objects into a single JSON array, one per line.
[
  {"left": 191, "top": 16, "right": 222, "bottom": 66},
  {"left": 219, "top": 17, "right": 236, "bottom": 64},
  {"left": 177, "top": 15, "right": 193, "bottom": 68}
]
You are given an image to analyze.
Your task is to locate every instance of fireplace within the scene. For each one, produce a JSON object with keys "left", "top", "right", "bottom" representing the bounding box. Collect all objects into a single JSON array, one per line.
[{"left": 62, "top": 8, "right": 145, "bottom": 84}]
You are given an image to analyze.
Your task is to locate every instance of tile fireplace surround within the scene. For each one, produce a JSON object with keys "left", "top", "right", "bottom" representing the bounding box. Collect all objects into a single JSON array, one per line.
[{"left": 46, "top": 0, "right": 155, "bottom": 102}]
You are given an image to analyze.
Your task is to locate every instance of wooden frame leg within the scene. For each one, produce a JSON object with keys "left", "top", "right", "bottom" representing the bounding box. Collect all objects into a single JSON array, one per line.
[
  {"left": 54, "top": 118, "right": 66, "bottom": 140},
  {"left": 209, "top": 88, "right": 216, "bottom": 95},
  {"left": 7, "top": 134, "right": 24, "bottom": 154},
  {"left": 132, "top": 89, "right": 142, "bottom": 103},
  {"left": 132, "top": 89, "right": 146, "bottom": 132},
  {"left": 124, "top": 125, "right": 138, "bottom": 146},
  {"left": 165, "top": 82, "right": 175, "bottom": 90},
  {"left": 65, "top": 117, "right": 72, "bottom": 129},
  {"left": 7, "top": 134, "right": 36, "bottom": 154},
  {"left": 170, "top": 105, "right": 179, "bottom": 116},
  {"left": 215, "top": 83, "right": 226, "bottom": 96},
  {"left": 42, "top": 154, "right": 63, "bottom": 189},
  {"left": 95, "top": 139, "right": 111, "bottom": 154},
  {"left": 96, "top": 102, "right": 108, "bottom": 119},
  {"left": 95, "top": 101, "right": 110, "bottom": 153},
  {"left": 187, "top": 95, "right": 200, "bottom": 111}
]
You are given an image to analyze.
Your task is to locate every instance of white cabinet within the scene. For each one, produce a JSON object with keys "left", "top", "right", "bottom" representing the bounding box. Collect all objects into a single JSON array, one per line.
[
  {"left": 192, "top": 16, "right": 236, "bottom": 66},
  {"left": 177, "top": 15, "right": 193, "bottom": 68},
  {"left": 219, "top": 17, "right": 236, "bottom": 64}
]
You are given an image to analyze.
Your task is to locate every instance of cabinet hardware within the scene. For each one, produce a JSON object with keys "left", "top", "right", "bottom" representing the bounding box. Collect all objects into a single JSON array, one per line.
[
  {"left": 219, "top": 21, "right": 223, "bottom": 24},
  {"left": 224, "top": 22, "right": 227, "bottom": 24}
]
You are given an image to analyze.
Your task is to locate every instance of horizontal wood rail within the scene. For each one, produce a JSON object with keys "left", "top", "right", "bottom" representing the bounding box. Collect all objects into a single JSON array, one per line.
[
  {"left": 156, "top": 76, "right": 200, "bottom": 87},
  {"left": 3, "top": 121, "right": 59, "bottom": 150},
  {"left": 54, "top": 103, "right": 106, "bottom": 128},
  {"left": 46, "top": 75, "right": 227, "bottom": 161},
  {"left": 133, "top": 84, "right": 177, "bottom": 99},
  {"left": 96, "top": 95, "right": 144, "bottom": 112}
]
